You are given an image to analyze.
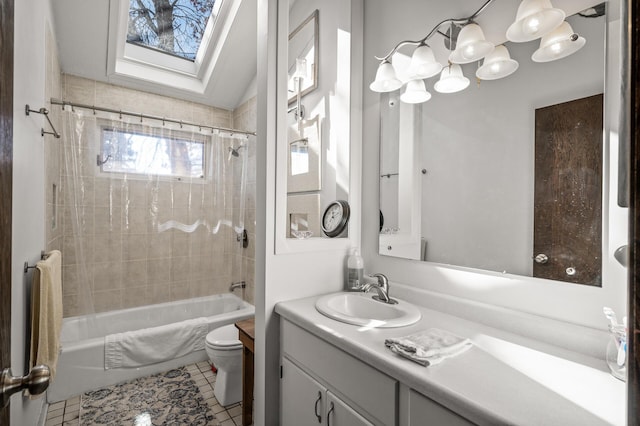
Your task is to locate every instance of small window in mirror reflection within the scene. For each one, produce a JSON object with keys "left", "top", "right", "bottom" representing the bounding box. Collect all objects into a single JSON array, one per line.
[{"left": 290, "top": 142, "right": 309, "bottom": 175}]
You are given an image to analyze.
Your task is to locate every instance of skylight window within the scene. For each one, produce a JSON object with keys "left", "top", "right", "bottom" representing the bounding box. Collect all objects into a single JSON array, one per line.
[{"left": 127, "top": 0, "right": 219, "bottom": 61}]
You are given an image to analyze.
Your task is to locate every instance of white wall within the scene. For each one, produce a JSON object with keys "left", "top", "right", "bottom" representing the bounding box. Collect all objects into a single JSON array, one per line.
[
  {"left": 362, "top": 0, "right": 627, "bottom": 330},
  {"left": 10, "top": 0, "right": 49, "bottom": 423},
  {"left": 255, "top": 0, "right": 363, "bottom": 424}
]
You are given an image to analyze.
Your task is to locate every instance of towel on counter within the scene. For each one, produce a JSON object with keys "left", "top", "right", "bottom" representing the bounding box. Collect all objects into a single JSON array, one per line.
[
  {"left": 29, "top": 250, "right": 63, "bottom": 381},
  {"left": 105, "top": 317, "right": 209, "bottom": 370},
  {"left": 385, "top": 328, "right": 472, "bottom": 366}
]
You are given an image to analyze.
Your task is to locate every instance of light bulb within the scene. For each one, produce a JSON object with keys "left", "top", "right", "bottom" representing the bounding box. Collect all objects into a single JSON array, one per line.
[
  {"left": 463, "top": 45, "right": 476, "bottom": 60},
  {"left": 524, "top": 15, "right": 541, "bottom": 35},
  {"left": 490, "top": 63, "right": 501, "bottom": 74},
  {"left": 550, "top": 42, "right": 562, "bottom": 53}
]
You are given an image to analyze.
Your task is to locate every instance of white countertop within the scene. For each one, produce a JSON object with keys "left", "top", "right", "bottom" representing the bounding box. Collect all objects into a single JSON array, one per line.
[{"left": 275, "top": 292, "right": 626, "bottom": 426}]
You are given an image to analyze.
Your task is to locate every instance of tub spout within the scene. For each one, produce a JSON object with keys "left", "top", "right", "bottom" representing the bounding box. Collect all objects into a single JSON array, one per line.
[{"left": 229, "top": 281, "right": 246, "bottom": 292}]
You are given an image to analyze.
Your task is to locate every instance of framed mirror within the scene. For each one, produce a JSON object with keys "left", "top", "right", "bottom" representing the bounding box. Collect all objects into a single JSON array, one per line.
[
  {"left": 378, "top": 1, "right": 618, "bottom": 285},
  {"left": 288, "top": 9, "right": 319, "bottom": 104},
  {"left": 276, "top": 0, "right": 358, "bottom": 250}
]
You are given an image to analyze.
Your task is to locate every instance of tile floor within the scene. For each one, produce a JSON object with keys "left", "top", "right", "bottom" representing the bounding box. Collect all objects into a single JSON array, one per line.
[{"left": 44, "top": 361, "right": 245, "bottom": 426}]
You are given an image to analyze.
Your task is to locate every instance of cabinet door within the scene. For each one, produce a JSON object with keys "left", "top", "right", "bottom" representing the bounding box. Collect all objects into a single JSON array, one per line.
[
  {"left": 326, "top": 392, "right": 375, "bottom": 426},
  {"left": 281, "top": 357, "right": 327, "bottom": 426}
]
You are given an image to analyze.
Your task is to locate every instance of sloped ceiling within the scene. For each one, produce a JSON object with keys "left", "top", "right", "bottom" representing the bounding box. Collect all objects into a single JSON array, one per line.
[{"left": 50, "top": 0, "right": 257, "bottom": 110}]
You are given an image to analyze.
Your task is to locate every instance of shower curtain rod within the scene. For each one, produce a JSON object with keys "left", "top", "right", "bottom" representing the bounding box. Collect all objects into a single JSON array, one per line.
[{"left": 50, "top": 98, "right": 257, "bottom": 137}]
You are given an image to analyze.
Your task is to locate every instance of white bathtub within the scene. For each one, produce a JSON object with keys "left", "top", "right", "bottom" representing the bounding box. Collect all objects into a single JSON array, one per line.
[{"left": 47, "top": 293, "right": 254, "bottom": 403}]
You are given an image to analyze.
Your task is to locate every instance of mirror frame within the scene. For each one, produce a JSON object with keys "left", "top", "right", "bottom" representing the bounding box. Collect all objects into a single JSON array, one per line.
[{"left": 287, "top": 9, "right": 319, "bottom": 105}]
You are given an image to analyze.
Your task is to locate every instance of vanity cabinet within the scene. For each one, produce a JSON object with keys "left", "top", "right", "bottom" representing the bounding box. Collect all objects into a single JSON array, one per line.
[
  {"left": 280, "top": 320, "right": 397, "bottom": 426},
  {"left": 280, "top": 319, "right": 476, "bottom": 426}
]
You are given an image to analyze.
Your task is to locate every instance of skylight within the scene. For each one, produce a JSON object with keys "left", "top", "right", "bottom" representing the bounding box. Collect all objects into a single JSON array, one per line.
[{"left": 127, "top": 0, "right": 219, "bottom": 61}]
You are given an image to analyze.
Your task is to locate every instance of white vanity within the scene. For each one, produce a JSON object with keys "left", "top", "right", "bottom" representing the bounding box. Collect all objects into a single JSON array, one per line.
[{"left": 275, "top": 285, "right": 625, "bottom": 425}]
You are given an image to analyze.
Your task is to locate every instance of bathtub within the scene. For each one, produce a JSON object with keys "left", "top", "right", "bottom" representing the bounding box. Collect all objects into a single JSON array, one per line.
[{"left": 47, "top": 293, "right": 254, "bottom": 403}]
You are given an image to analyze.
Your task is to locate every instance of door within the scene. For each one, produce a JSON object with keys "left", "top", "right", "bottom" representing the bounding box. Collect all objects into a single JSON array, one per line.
[
  {"left": 281, "top": 357, "right": 327, "bottom": 426},
  {"left": 326, "top": 392, "right": 373, "bottom": 426},
  {"left": 533, "top": 93, "right": 603, "bottom": 285},
  {"left": 0, "top": 0, "right": 13, "bottom": 423}
]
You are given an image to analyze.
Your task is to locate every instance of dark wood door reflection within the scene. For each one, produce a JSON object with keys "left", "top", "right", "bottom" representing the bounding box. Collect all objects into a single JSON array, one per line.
[{"left": 533, "top": 93, "right": 603, "bottom": 285}]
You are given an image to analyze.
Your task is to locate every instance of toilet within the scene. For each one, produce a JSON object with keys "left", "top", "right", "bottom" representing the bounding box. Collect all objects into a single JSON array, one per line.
[{"left": 205, "top": 324, "right": 243, "bottom": 406}]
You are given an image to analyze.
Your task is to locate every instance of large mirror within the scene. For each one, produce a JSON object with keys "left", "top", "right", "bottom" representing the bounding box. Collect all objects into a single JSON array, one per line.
[
  {"left": 378, "top": 1, "right": 617, "bottom": 285},
  {"left": 284, "top": 0, "right": 352, "bottom": 241}
]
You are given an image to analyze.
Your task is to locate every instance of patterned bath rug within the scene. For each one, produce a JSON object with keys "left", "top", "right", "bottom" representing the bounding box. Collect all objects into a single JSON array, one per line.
[{"left": 79, "top": 367, "right": 215, "bottom": 425}]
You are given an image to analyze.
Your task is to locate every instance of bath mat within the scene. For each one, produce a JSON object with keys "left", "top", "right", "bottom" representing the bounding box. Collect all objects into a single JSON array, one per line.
[{"left": 79, "top": 367, "right": 215, "bottom": 425}]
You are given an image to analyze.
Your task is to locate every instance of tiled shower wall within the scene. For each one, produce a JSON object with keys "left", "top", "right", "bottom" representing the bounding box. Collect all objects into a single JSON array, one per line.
[
  {"left": 44, "top": 71, "right": 256, "bottom": 316},
  {"left": 231, "top": 97, "right": 257, "bottom": 305}
]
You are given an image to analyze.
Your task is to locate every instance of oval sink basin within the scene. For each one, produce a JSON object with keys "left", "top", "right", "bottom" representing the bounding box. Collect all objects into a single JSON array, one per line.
[{"left": 315, "top": 292, "right": 421, "bottom": 328}]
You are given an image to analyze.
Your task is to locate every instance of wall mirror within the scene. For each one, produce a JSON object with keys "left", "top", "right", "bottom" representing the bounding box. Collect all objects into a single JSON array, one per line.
[
  {"left": 378, "top": 0, "right": 619, "bottom": 285},
  {"left": 288, "top": 9, "right": 319, "bottom": 104},
  {"left": 280, "top": 0, "right": 353, "bottom": 244}
]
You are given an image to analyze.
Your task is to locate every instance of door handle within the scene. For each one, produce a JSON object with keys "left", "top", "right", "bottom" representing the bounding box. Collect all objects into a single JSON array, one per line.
[
  {"left": 534, "top": 253, "right": 549, "bottom": 264},
  {"left": 1, "top": 365, "right": 50, "bottom": 408}
]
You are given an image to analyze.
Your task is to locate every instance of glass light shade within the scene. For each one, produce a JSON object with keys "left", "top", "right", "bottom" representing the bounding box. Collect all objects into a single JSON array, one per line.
[
  {"left": 369, "top": 61, "right": 403, "bottom": 93},
  {"left": 476, "top": 45, "right": 519, "bottom": 80},
  {"left": 449, "top": 23, "right": 494, "bottom": 64},
  {"left": 400, "top": 79, "right": 432, "bottom": 104},
  {"left": 293, "top": 57, "right": 308, "bottom": 80},
  {"left": 434, "top": 64, "right": 470, "bottom": 94},
  {"left": 531, "top": 21, "right": 586, "bottom": 62},
  {"left": 409, "top": 44, "right": 442, "bottom": 79},
  {"left": 506, "top": 0, "right": 565, "bottom": 42}
]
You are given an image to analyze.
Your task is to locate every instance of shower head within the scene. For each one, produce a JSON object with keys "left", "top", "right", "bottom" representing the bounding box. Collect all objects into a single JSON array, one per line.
[{"left": 228, "top": 145, "right": 245, "bottom": 158}]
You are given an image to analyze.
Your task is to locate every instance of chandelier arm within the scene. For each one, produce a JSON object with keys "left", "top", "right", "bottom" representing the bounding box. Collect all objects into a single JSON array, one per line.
[{"left": 374, "top": 0, "right": 498, "bottom": 62}]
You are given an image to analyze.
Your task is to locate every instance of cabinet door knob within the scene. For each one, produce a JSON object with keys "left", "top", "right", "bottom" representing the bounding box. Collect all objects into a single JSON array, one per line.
[
  {"left": 314, "top": 391, "right": 322, "bottom": 423},
  {"left": 327, "top": 401, "right": 335, "bottom": 426}
]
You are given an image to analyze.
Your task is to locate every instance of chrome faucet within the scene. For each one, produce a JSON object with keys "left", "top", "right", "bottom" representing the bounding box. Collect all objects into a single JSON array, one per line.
[
  {"left": 362, "top": 273, "right": 397, "bottom": 304},
  {"left": 229, "top": 281, "right": 246, "bottom": 292}
]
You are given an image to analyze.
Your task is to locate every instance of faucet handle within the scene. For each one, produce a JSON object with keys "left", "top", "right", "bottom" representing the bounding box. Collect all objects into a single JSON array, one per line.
[{"left": 370, "top": 273, "right": 388, "bottom": 288}]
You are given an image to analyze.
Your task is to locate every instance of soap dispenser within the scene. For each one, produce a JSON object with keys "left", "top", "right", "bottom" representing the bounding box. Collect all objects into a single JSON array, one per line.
[{"left": 345, "top": 249, "right": 364, "bottom": 291}]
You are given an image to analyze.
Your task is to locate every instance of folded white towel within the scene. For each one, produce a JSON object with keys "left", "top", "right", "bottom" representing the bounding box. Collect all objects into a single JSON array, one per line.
[
  {"left": 385, "top": 328, "right": 472, "bottom": 366},
  {"left": 105, "top": 317, "right": 209, "bottom": 370}
]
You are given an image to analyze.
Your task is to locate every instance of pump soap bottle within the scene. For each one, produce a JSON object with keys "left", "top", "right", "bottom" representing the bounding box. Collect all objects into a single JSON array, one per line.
[{"left": 346, "top": 249, "right": 364, "bottom": 291}]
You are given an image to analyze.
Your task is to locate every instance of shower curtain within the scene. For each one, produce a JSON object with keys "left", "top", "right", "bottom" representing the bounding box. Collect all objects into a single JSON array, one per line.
[{"left": 60, "top": 108, "right": 251, "bottom": 331}]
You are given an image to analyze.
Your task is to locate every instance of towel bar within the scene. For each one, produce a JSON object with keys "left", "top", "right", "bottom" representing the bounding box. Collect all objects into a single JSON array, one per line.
[
  {"left": 24, "top": 251, "right": 48, "bottom": 274},
  {"left": 25, "top": 104, "right": 61, "bottom": 138}
]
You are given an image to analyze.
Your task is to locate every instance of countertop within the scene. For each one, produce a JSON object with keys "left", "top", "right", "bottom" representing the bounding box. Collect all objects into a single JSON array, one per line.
[{"left": 275, "top": 292, "right": 625, "bottom": 426}]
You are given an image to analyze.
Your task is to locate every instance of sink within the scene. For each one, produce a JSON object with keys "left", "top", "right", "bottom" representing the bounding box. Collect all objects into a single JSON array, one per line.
[{"left": 315, "top": 292, "right": 421, "bottom": 328}]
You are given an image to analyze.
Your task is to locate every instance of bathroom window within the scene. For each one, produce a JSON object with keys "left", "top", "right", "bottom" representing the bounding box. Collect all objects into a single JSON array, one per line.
[
  {"left": 100, "top": 127, "right": 206, "bottom": 179},
  {"left": 127, "top": 0, "right": 221, "bottom": 61}
]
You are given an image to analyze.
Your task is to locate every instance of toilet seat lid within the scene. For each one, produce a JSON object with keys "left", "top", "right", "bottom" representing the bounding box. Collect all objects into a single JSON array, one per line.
[
  {"left": 206, "top": 338, "right": 241, "bottom": 349},
  {"left": 206, "top": 329, "right": 241, "bottom": 349}
]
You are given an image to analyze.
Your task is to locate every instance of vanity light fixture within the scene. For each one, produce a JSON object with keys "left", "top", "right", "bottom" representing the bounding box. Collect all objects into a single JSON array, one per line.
[
  {"left": 369, "top": 0, "right": 586, "bottom": 103},
  {"left": 370, "top": 60, "right": 403, "bottom": 93},
  {"left": 476, "top": 45, "right": 519, "bottom": 80},
  {"left": 506, "top": 0, "right": 566, "bottom": 43},
  {"left": 449, "top": 23, "right": 494, "bottom": 64},
  {"left": 531, "top": 21, "right": 586, "bottom": 62},
  {"left": 434, "top": 64, "right": 470, "bottom": 94},
  {"left": 401, "top": 79, "right": 432, "bottom": 104}
]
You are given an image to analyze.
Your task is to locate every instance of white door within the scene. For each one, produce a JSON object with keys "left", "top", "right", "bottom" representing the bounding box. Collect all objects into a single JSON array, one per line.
[
  {"left": 326, "top": 392, "right": 374, "bottom": 426},
  {"left": 281, "top": 357, "right": 327, "bottom": 426}
]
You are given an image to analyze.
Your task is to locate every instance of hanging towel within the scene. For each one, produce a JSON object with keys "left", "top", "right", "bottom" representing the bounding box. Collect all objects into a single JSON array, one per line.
[
  {"left": 104, "top": 317, "right": 209, "bottom": 370},
  {"left": 385, "top": 328, "right": 472, "bottom": 366},
  {"left": 29, "top": 250, "right": 63, "bottom": 380}
]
